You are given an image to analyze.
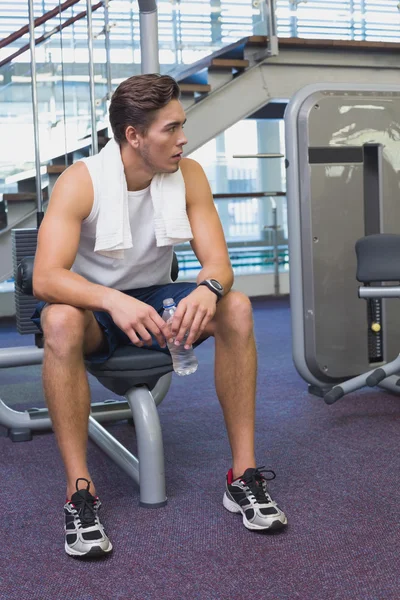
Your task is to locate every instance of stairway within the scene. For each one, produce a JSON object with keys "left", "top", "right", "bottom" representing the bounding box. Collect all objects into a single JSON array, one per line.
[{"left": 0, "top": 35, "right": 273, "bottom": 283}]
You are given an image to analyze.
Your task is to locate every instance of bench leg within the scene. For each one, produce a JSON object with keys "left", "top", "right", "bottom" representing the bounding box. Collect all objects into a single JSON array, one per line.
[{"left": 126, "top": 385, "right": 167, "bottom": 508}]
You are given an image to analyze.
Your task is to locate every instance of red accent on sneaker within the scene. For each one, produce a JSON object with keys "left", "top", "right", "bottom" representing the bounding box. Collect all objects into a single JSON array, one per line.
[{"left": 227, "top": 468, "right": 234, "bottom": 485}]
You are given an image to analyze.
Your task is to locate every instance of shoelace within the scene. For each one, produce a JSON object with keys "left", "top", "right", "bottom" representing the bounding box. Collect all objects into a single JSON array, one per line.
[
  {"left": 70, "top": 478, "right": 97, "bottom": 528},
  {"left": 242, "top": 467, "right": 276, "bottom": 504}
]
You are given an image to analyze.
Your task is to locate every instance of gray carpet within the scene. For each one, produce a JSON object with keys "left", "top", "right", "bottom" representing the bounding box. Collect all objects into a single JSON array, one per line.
[{"left": 1, "top": 297, "right": 400, "bottom": 600}]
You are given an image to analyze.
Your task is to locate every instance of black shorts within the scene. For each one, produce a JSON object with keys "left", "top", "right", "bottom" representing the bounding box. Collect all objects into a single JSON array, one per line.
[{"left": 31, "top": 281, "right": 198, "bottom": 364}]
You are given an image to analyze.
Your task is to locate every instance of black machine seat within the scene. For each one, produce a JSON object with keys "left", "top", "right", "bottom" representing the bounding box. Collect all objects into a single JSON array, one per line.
[
  {"left": 356, "top": 234, "right": 400, "bottom": 283},
  {"left": 86, "top": 346, "right": 173, "bottom": 395}
]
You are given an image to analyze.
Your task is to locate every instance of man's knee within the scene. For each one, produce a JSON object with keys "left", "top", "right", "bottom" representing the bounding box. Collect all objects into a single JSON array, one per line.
[
  {"left": 41, "top": 304, "right": 87, "bottom": 355},
  {"left": 215, "top": 291, "right": 254, "bottom": 335}
]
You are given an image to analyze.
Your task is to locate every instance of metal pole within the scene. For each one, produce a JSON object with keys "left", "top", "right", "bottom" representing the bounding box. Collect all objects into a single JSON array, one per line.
[
  {"left": 103, "top": 0, "right": 112, "bottom": 101},
  {"left": 171, "top": 0, "right": 179, "bottom": 65},
  {"left": 28, "top": 0, "right": 44, "bottom": 227},
  {"left": 272, "top": 204, "right": 280, "bottom": 296},
  {"left": 138, "top": 0, "right": 160, "bottom": 73},
  {"left": 264, "top": 197, "right": 280, "bottom": 296},
  {"left": 86, "top": 0, "right": 98, "bottom": 154},
  {"left": 266, "top": 0, "right": 279, "bottom": 56}
]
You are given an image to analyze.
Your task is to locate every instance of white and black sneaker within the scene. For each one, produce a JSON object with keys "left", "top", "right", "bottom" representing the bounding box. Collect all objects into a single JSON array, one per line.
[
  {"left": 64, "top": 478, "right": 113, "bottom": 558},
  {"left": 223, "top": 467, "right": 287, "bottom": 532}
]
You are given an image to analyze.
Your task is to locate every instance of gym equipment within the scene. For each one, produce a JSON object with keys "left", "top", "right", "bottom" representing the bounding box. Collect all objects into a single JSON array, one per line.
[
  {"left": 0, "top": 228, "right": 181, "bottom": 508},
  {"left": 324, "top": 234, "right": 400, "bottom": 404},
  {"left": 285, "top": 83, "right": 400, "bottom": 399}
]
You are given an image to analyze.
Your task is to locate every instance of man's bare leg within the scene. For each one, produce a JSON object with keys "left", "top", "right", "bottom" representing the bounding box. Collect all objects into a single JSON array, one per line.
[
  {"left": 41, "top": 304, "right": 106, "bottom": 499},
  {"left": 204, "top": 291, "right": 287, "bottom": 530},
  {"left": 204, "top": 291, "right": 257, "bottom": 479}
]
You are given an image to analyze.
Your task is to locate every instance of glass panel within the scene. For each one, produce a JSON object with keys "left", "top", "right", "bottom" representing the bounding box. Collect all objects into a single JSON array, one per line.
[
  {"left": 107, "top": 0, "right": 268, "bottom": 72},
  {"left": 0, "top": 0, "right": 108, "bottom": 199},
  {"left": 177, "top": 118, "right": 288, "bottom": 279},
  {"left": 0, "top": 0, "right": 268, "bottom": 205},
  {"left": 276, "top": 0, "right": 400, "bottom": 41}
]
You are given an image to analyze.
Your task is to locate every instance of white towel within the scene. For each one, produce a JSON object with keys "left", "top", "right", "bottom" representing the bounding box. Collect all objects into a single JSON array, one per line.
[{"left": 94, "top": 138, "right": 193, "bottom": 259}]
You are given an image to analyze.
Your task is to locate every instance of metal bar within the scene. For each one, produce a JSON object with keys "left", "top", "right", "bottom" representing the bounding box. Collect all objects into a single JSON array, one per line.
[
  {"left": 213, "top": 191, "right": 286, "bottom": 199},
  {"left": 103, "top": 0, "right": 113, "bottom": 101},
  {"left": 308, "top": 147, "right": 363, "bottom": 164},
  {"left": 28, "top": 0, "right": 43, "bottom": 221},
  {"left": 0, "top": 399, "right": 132, "bottom": 430},
  {"left": 171, "top": 0, "right": 179, "bottom": 65},
  {"left": 0, "top": 399, "right": 52, "bottom": 430},
  {"left": 263, "top": 197, "right": 280, "bottom": 295},
  {"left": 0, "top": 346, "right": 43, "bottom": 368},
  {"left": 359, "top": 287, "right": 400, "bottom": 299},
  {"left": 138, "top": 0, "right": 160, "bottom": 73},
  {"left": 59, "top": 0, "right": 69, "bottom": 167},
  {"left": 266, "top": 0, "right": 279, "bottom": 56},
  {"left": 0, "top": 0, "right": 81, "bottom": 50},
  {"left": 149, "top": 373, "right": 172, "bottom": 407},
  {"left": 232, "top": 153, "right": 284, "bottom": 158},
  {"left": 86, "top": 0, "right": 98, "bottom": 155},
  {"left": 88, "top": 416, "right": 140, "bottom": 483},
  {"left": 272, "top": 205, "right": 280, "bottom": 295},
  {"left": 126, "top": 386, "right": 167, "bottom": 507},
  {"left": 378, "top": 374, "right": 400, "bottom": 394},
  {"left": 0, "top": 2, "right": 103, "bottom": 70},
  {"left": 363, "top": 144, "right": 382, "bottom": 236},
  {"left": 327, "top": 354, "right": 400, "bottom": 402}
]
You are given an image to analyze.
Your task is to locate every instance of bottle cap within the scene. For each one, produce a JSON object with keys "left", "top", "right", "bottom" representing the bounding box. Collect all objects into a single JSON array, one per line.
[{"left": 163, "top": 298, "right": 175, "bottom": 309}]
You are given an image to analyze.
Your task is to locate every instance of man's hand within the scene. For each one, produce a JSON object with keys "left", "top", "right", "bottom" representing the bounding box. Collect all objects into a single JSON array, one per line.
[
  {"left": 170, "top": 286, "right": 217, "bottom": 349},
  {"left": 108, "top": 291, "right": 170, "bottom": 348}
]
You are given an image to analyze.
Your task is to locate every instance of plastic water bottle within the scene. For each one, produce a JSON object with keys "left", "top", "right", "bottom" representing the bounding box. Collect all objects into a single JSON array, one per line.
[{"left": 162, "top": 298, "right": 198, "bottom": 376}]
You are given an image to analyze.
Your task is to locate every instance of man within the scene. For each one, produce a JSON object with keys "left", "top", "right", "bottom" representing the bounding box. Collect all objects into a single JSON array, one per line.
[{"left": 32, "top": 73, "right": 287, "bottom": 558}]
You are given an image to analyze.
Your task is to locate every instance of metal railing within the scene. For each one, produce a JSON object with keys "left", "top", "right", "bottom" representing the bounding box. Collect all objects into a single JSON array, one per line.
[
  {"left": 0, "top": 1, "right": 285, "bottom": 291},
  {"left": 176, "top": 191, "right": 288, "bottom": 293}
]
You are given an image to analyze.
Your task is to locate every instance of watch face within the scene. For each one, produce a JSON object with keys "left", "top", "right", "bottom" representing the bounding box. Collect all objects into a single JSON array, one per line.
[{"left": 210, "top": 279, "right": 223, "bottom": 291}]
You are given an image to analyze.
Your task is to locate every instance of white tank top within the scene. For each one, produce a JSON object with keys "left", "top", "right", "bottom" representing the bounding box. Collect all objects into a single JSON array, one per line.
[{"left": 71, "top": 161, "right": 174, "bottom": 291}]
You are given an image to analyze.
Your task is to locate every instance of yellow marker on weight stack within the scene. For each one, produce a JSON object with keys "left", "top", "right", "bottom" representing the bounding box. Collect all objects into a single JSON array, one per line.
[{"left": 371, "top": 323, "right": 381, "bottom": 333}]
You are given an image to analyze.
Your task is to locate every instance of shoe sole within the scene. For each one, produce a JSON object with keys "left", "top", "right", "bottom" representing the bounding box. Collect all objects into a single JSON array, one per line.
[
  {"left": 65, "top": 541, "right": 113, "bottom": 558},
  {"left": 223, "top": 492, "right": 287, "bottom": 531}
]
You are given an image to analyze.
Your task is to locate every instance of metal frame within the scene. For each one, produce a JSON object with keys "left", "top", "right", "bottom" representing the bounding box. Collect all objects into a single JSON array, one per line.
[
  {"left": 285, "top": 82, "right": 400, "bottom": 397},
  {"left": 266, "top": 0, "right": 278, "bottom": 57},
  {"left": 138, "top": 0, "right": 160, "bottom": 74},
  {"left": 28, "top": 0, "right": 43, "bottom": 225},
  {"left": 324, "top": 286, "right": 400, "bottom": 402},
  {"left": 86, "top": 0, "right": 98, "bottom": 155},
  {"left": 0, "top": 342, "right": 172, "bottom": 507}
]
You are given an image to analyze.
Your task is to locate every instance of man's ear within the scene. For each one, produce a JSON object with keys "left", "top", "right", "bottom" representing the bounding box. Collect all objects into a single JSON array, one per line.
[{"left": 125, "top": 125, "right": 141, "bottom": 148}]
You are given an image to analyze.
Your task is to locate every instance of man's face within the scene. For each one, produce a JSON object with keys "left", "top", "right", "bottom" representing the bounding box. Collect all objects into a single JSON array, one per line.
[{"left": 137, "top": 99, "right": 188, "bottom": 174}]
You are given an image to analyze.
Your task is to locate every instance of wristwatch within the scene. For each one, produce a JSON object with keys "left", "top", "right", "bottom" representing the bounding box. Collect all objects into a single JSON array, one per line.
[{"left": 198, "top": 279, "right": 224, "bottom": 302}]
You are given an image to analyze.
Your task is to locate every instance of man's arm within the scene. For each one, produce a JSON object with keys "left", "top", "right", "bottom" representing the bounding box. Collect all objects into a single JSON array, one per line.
[
  {"left": 33, "top": 162, "right": 169, "bottom": 348},
  {"left": 180, "top": 157, "right": 234, "bottom": 292},
  {"left": 33, "top": 161, "right": 115, "bottom": 311},
  {"left": 169, "top": 158, "right": 234, "bottom": 347}
]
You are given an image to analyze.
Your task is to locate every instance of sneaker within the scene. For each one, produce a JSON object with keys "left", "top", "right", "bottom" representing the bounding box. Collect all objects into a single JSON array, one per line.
[
  {"left": 223, "top": 467, "right": 287, "bottom": 531},
  {"left": 64, "top": 478, "right": 113, "bottom": 558}
]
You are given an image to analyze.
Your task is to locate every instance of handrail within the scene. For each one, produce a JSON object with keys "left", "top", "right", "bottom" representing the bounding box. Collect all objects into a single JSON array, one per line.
[
  {"left": 278, "top": 37, "right": 400, "bottom": 52},
  {"left": 213, "top": 192, "right": 286, "bottom": 199},
  {"left": 0, "top": 0, "right": 82, "bottom": 50},
  {"left": 0, "top": 1, "right": 103, "bottom": 69}
]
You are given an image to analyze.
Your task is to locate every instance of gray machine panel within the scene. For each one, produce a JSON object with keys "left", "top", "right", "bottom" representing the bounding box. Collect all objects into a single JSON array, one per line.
[
  {"left": 308, "top": 164, "right": 368, "bottom": 378},
  {"left": 285, "top": 84, "right": 400, "bottom": 389}
]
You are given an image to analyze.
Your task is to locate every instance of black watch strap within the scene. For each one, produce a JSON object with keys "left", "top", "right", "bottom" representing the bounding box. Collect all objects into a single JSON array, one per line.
[{"left": 198, "top": 279, "right": 223, "bottom": 301}]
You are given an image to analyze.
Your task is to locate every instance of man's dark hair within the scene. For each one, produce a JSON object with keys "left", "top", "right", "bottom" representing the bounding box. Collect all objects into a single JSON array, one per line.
[{"left": 109, "top": 74, "right": 181, "bottom": 144}]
